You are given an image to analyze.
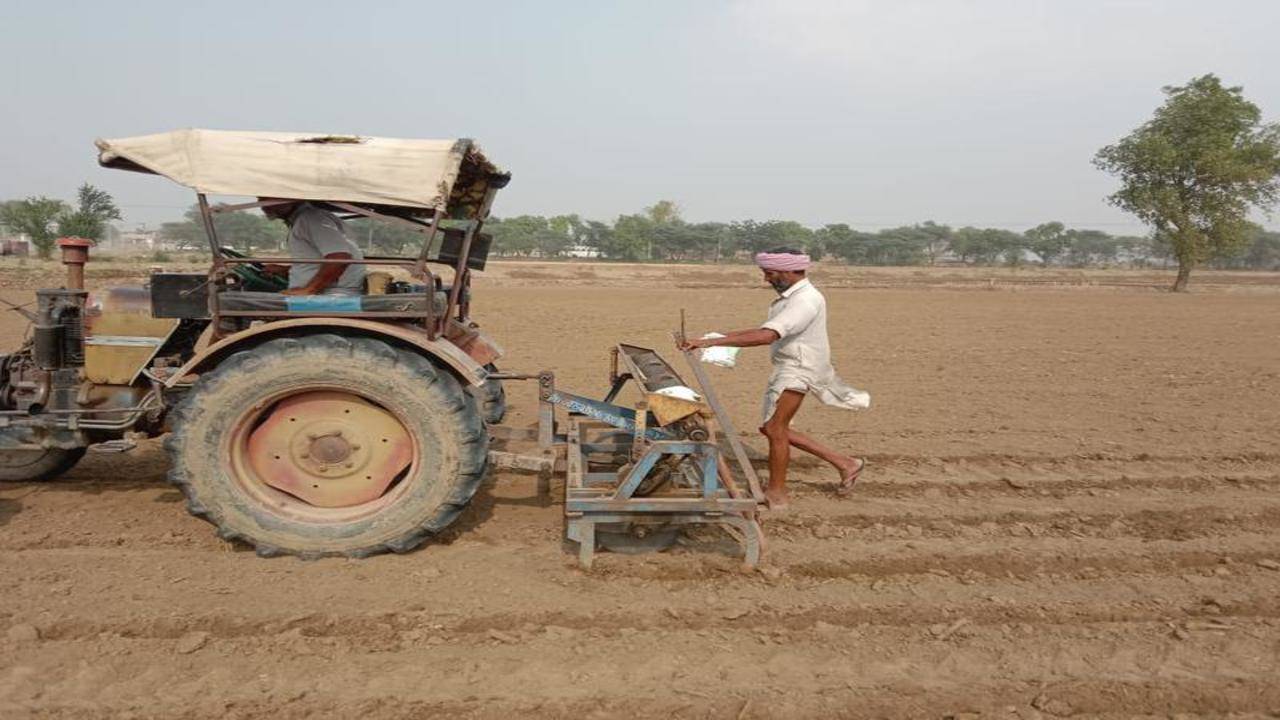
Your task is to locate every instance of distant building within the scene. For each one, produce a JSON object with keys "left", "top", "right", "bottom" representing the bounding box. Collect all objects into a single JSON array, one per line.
[
  {"left": 1, "top": 235, "right": 30, "bottom": 256},
  {"left": 564, "top": 245, "right": 600, "bottom": 258},
  {"left": 103, "top": 227, "right": 172, "bottom": 252}
]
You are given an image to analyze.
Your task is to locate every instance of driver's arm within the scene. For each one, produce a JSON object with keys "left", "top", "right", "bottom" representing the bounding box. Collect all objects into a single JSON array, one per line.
[{"left": 280, "top": 252, "right": 352, "bottom": 295}]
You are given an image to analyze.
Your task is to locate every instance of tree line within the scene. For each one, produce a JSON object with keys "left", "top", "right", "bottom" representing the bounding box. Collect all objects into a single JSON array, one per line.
[
  {"left": 0, "top": 184, "right": 121, "bottom": 258},
  {"left": 142, "top": 199, "right": 1280, "bottom": 271},
  {"left": 482, "top": 207, "right": 1280, "bottom": 270}
]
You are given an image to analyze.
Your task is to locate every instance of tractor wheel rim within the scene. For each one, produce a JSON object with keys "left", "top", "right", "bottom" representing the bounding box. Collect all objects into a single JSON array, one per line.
[{"left": 228, "top": 388, "right": 418, "bottom": 523}]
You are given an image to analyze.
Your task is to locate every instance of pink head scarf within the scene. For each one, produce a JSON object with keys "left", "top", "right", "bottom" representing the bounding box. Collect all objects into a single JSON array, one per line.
[{"left": 754, "top": 251, "right": 811, "bottom": 272}]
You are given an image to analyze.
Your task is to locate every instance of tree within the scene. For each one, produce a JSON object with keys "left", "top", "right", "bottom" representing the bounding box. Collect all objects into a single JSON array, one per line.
[
  {"left": 687, "top": 222, "right": 730, "bottom": 262},
  {"left": 1094, "top": 74, "right": 1280, "bottom": 291},
  {"left": 1064, "top": 229, "right": 1122, "bottom": 267},
  {"left": 0, "top": 197, "right": 68, "bottom": 258},
  {"left": 487, "top": 215, "right": 545, "bottom": 257},
  {"left": 57, "top": 183, "right": 121, "bottom": 244},
  {"left": 950, "top": 227, "right": 1003, "bottom": 264},
  {"left": 644, "top": 200, "right": 682, "bottom": 224},
  {"left": 868, "top": 226, "right": 930, "bottom": 265},
  {"left": 157, "top": 204, "right": 285, "bottom": 253},
  {"left": 608, "top": 214, "right": 654, "bottom": 261},
  {"left": 1240, "top": 228, "right": 1280, "bottom": 269},
  {"left": 157, "top": 219, "right": 207, "bottom": 251},
  {"left": 577, "top": 220, "right": 615, "bottom": 258},
  {"left": 729, "top": 220, "right": 813, "bottom": 256},
  {"left": 822, "top": 226, "right": 881, "bottom": 266},
  {"left": 1024, "top": 221, "right": 1069, "bottom": 265},
  {"left": 1210, "top": 224, "right": 1280, "bottom": 269},
  {"left": 917, "top": 221, "right": 953, "bottom": 265},
  {"left": 536, "top": 215, "right": 577, "bottom": 258},
  {"left": 815, "top": 224, "right": 859, "bottom": 263},
  {"left": 345, "top": 218, "right": 424, "bottom": 255}
]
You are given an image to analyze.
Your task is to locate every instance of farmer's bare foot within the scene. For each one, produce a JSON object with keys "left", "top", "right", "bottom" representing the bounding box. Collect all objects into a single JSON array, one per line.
[
  {"left": 764, "top": 488, "right": 790, "bottom": 511},
  {"left": 837, "top": 457, "right": 865, "bottom": 495}
]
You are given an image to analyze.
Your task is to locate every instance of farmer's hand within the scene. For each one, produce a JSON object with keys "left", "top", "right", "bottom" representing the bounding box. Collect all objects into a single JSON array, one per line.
[
  {"left": 677, "top": 337, "right": 708, "bottom": 352},
  {"left": 262, "top": 263, "right": 289, "bottom": 277},
  {"left": 280, "top": 286, "right": 314, "bottom": 296}
]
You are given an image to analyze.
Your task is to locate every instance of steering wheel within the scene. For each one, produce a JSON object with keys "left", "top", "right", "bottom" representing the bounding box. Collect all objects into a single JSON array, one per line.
[{"left": 218, "top": 246, "right": 287, "bottom": 292}]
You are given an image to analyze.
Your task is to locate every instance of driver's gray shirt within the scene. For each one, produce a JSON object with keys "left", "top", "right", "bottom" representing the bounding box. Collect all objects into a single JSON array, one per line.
[{"left": 286, "top": 203, "right": 365, "bottom": 294}]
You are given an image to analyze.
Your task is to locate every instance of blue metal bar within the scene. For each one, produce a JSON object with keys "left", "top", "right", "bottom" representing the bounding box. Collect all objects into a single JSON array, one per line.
[
  {"left": 612, "top": 441, "right": 712, "bottom": 500},
  {"left": 699, "top": 447, "right": 719, "bottom": 498},
  {"left": 545, "top": 390, "right": 673, "bottom": 440},
  {"left": 613, "top": 444, "right": 664, "bottom": 499}
]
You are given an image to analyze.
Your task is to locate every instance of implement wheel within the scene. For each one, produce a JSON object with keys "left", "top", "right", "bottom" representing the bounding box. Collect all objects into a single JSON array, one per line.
[
  {"left": 0, "top": 446, "right": 86, "bottom": 482},
  {"left": 165, "top": 334, "right": 488, "bottom": 558}
]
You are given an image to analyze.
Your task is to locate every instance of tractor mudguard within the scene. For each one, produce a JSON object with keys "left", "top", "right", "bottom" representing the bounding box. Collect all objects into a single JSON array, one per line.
[{"left": 164, "top": 318, "right": 489, "bottom": 389}]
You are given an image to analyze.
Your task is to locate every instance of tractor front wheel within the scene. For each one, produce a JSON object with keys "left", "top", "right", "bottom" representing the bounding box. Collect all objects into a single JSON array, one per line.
[{"left": 165, "top": 334, "right": 488, "bottom": 558}]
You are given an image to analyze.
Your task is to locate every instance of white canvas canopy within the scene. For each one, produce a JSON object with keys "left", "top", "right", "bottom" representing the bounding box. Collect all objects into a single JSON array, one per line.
[{"left": 96, "top": 129, "right": 505, "bottom": 217}]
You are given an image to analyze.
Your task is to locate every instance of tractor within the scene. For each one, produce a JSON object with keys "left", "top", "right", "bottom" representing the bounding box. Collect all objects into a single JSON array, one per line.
[
  {"left": 0, "top": 129, "right": 511, "bottom": 558},
  {"left": 2, "top": 129, "right": 768, "bottom": 568}
]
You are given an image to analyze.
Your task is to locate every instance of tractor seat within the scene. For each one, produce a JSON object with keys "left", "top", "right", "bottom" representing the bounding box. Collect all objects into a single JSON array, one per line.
[{"left": 217, "top": 290, "right": 450, "bottom": 316}]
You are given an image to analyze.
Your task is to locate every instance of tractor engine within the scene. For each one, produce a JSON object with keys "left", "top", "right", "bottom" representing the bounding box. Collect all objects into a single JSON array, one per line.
[
  {"left": 12, "top": 288, "right": 89, "bottom": 413},
  {"left": 0, "top": 238, "right": 169, "bottom": 449},
  {"left": 1, "top": 240, "right": 91, "bottom": 416}
]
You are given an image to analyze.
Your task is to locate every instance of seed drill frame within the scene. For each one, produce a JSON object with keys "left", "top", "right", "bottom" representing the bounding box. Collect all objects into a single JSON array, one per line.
[{"left": 491, "top": 343, "right": 766, "bottom": 569}]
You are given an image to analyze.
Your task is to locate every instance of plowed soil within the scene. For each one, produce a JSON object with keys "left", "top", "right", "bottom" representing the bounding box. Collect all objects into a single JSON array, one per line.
[{"left": 2, "top": 261, "right": 1279, "bottom": 719}]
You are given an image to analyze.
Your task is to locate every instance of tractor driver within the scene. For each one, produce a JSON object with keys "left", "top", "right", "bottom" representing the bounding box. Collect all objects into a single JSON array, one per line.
[{"left": 260, "top": 198, "right": 366, "bottom": 295}]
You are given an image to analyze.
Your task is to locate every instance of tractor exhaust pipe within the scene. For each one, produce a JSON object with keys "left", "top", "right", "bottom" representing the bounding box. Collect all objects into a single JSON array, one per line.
[{"left": 57, "top": 237, "right": 92, "bottom": 291}]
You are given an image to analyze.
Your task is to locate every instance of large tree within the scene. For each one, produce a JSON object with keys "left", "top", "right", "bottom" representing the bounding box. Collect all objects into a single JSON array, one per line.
[
  {"left": 57, "top": 183, "right": 121, "bottom": 244},
  {"left": 1094, "top": 74, "right": 1280, "bottom": 291},
  {"left": 0, "top": 196, "right": 69, "bottom": 258}
]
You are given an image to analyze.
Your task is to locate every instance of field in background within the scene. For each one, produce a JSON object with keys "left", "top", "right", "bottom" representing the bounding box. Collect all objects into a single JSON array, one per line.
[{"left": 1, "top": 265, "right": 1279, "bottom": 718}]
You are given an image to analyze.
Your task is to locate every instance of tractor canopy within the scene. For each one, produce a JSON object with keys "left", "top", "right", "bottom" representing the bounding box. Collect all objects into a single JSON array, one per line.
[{"left": 95, "top": 129, "right": 509, "bottom": 220}]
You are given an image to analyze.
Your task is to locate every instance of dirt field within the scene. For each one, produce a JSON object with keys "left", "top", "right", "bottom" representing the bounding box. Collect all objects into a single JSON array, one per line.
[{"left": 2, "top": 260, "right": 1279, "bottom": 719}]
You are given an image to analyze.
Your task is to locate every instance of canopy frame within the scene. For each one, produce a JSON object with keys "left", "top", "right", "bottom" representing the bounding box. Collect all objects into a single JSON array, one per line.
[{"left": 97, "top": 130, "right": 506, "bottom": 340}]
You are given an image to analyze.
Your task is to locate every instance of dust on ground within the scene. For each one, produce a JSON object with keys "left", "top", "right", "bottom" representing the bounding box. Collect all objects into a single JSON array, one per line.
[{"left": 1, "top": 261, "right": 1279, "bottom": 719}]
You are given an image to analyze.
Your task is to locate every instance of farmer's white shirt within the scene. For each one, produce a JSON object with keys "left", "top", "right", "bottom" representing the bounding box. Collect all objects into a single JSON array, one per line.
[{"left": 759, "top": 278, "right": 869, "bottom": 422}]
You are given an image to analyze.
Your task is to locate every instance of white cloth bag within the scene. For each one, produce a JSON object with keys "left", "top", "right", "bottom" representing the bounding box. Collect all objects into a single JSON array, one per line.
[{"left": 698, "top": 332, "right": 741, "bottom": 368}]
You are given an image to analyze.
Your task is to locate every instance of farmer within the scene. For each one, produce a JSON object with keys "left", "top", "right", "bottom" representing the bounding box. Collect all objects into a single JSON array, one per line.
[
  {"left": 259, "top": 198, "right": 365, "bottom": 296},
  {"left": 679, "top": 247, "right": 868, "bottom": 510}
]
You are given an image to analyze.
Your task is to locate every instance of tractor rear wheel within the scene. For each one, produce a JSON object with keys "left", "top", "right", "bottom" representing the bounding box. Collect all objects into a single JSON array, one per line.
[
  {"left": 165, "top": 334, "right": 488, "bottom": 558},
  {"left": 0, "top": 446, "right": 86, "bottom": 482}
]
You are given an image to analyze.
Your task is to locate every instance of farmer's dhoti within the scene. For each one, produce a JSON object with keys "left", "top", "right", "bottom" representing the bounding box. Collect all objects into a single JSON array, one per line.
[{"left": 762, "top": 364, "right": 870, "bottom": 424}]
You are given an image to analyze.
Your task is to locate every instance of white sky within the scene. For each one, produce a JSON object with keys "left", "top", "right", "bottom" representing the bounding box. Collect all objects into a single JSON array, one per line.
[{"left": 1, "top": 0, "right": 1277, "bottom": 234}]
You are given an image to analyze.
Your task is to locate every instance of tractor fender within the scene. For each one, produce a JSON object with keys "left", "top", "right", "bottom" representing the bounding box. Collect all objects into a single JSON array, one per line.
[{"left": 164, "top": 318, "right": 488, "bottom": 389}]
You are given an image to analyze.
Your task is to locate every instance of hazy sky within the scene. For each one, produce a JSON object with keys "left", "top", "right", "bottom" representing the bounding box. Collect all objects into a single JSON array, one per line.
[{"left": 2, "top": 0, "right": 1278, "bottom": 233}]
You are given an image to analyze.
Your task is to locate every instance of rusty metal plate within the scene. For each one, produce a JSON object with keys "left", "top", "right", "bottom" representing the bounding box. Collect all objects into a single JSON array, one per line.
[
  {"left": 246, "top": 391, "right": 412, "bottom": 508},
  {"left": 644, "top": 392, "right": 706, "bottom": 427}
]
